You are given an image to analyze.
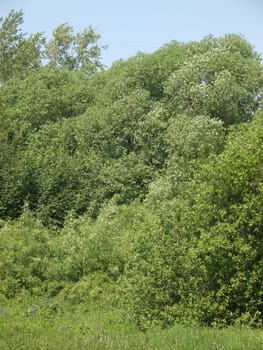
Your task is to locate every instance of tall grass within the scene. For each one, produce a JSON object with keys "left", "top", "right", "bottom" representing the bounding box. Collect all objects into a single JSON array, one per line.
[{"left": 0, "top": 300, "right": 262, "bottom": 350}]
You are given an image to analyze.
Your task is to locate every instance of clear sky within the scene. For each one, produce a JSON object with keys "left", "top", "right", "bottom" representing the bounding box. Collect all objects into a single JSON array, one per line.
[{"left": 1, "top": 0, "right": 262, "bottom": 67}]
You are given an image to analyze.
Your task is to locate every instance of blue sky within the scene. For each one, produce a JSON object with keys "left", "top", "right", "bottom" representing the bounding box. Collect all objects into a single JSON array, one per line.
[{"left": 1, "top": 0, "right": 262, "bottom": 67}]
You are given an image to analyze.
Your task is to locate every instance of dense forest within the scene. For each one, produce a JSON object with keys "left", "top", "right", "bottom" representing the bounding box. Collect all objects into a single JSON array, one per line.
[{"left": 0, "top": 10, "right": 262, "bottom": 332}]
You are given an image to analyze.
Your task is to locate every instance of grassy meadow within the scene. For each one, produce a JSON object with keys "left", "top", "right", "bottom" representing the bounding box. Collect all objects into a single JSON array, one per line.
[{"left": 0, "top": 299, "right": 262, "bottom": 350}]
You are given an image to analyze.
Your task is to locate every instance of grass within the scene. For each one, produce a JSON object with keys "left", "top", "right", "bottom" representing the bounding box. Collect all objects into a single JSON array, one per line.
[{"left": 0, "top": 299, "right": 262, "bottom": 350}]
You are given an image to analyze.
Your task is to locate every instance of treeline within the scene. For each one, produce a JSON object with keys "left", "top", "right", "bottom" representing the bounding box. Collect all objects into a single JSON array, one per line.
[{"left": 0, "top": 10, "right": 262, "bottom": 329}]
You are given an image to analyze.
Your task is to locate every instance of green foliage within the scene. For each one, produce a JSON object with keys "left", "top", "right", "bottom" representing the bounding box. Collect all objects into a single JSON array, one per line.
[
  {"left": 0, "top": 68, "right": 94, "bottom": 133},
  {"left": 164, "top": 35, "right": 263, "bottom": 125},
  {"left": 45, "top": 23, "right": 104, "bottom": 73},
  {"left": 0, "top": 208, "right": 51, "bottom": 297},
  {"left": 0, "top": 10, "right": 44, "bottom": 83},
  {"left": 183, "top": 114, "right": 263, "bottom": 326},
  {"left": 164, "top": 114, "right": 225, "bottom": 194},
  {"left": 0, "top": 10, "right": 104, "bottom": 84},
  {"left": 0, "top": 13, "right": 262, "bottom": 332},
  {"left": 120, "top": 114, "right": 263, "bottom": 328}
]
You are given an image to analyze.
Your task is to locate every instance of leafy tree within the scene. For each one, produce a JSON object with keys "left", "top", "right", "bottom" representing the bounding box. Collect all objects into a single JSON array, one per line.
[
  {"left": 0, "top": 10, "right": 105, "bottom": 83},
  {"left": 0, "top": 208, "right": 52, "bottom": 298},
  {"left": 164, "top": 114, "right": 225, "bottom": 194},
  {"left": 121, "top": 113, "right": 263, "bottom": 328},
  {"left": 182, "top": 113, "right": 263, "bottom": 326},
  {"left": 45, "top": 23, "right": 104, "bottom": 73},
  {"left": 164, "top": 35, "right": 263, "bottom": 125},
  {"left": 0, "top": 67, "right": 94, "bottom": 134},
  {"left": 0, "top": 10, "right": 44, "bottom": 83}
]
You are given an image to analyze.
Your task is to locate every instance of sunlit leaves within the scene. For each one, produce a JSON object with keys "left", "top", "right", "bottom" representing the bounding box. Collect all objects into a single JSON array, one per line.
[
  {"left": 164, "top": 35, "right": 262, "bottom": 125},
  {"left": 45, "top": 23, "right": 104, "bottom": 73},
  {"left": 0, "top": 10, "right": 105, "bottom": 83},
  {"left": 0, "top": 10, "right": 44, "bottom": 83},
  {"left": 120, "top": 113, "right": 263, "bottom": 328}
]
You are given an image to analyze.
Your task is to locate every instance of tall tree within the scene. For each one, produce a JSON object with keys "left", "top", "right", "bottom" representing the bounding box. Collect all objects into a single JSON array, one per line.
[
  {"left": 164, "top": 35, "right": 263, "bottom": 125},
  {"left": 45, "top": 23, "right": 104, "bottom": 73},
  {"left": 0, "top": 10, "right": 44, "bottom": 83}
]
